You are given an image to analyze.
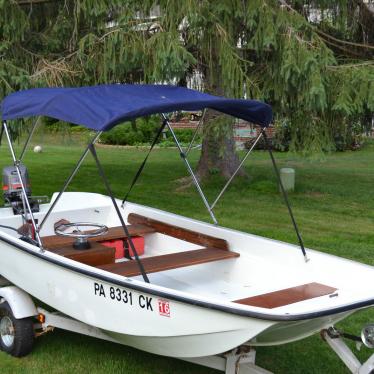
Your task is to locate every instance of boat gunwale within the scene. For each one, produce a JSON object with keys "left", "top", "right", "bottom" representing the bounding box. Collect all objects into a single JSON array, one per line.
[{"left": 0, "top": 232, "right": 373, "bottom": 322}]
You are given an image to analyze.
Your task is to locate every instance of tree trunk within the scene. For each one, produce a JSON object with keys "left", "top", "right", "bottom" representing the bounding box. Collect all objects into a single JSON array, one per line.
[
  {"left": 196, "top": 110, "right": 245, "bottom": 180},
  {"left": 196, "top": 67, "right": 245, "bottom": 180}
]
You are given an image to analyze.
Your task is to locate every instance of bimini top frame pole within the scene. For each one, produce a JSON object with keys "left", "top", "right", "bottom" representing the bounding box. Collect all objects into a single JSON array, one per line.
[
  {"left": 185, "top": 109, "right": 206, "bottom": 157},
  {"left": 2, "top": 120, "right": 43, "bottom": 248},
  {"left": 35, "top": 130, "right": 150, "bottom": 283},
  {"left": 162, "top": 113, "right": 218, "bottom": 225},
  {"left": 2, "top": 86, "right": 307, "bottom": 260},
  {"left": 262, "top": 131, "right": 309, "bottom": 262},
  {"left": 19, "top": 116, "right": 40, "bottom": 162},
  {"left": 158, "top": 119, "right": 308, "bottom": 261},
  {"left": 89, "top": 144, "right": 150, "bottom": 283},
  {"left": 0, "top": 119, "right": 150, "bottom": 282},
  {"left": 210, "top": 128, "right": 264, "bottom": 211},
  {"left": 122, "top": 113, "right": 218, "bottom": 225},
  {"left": 38, "top": 131, "right": 102, "bottom": 232},
  {"left": 2, "top": 113, "right": 307, "bottom": 263}
]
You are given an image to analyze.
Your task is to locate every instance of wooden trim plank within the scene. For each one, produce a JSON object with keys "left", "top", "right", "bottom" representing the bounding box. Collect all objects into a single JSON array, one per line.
[
  {"left": 47, "top": 241, "right": 116, "bottom": 267},
  {"left": 128, "top": 213, "right": 229, "bottom": 251},
  {"left": 97, "top": 248, "right": 239, "bottom": 277},
  {"left": 233, "top": 282, "right": 337, "bottom": 309}
]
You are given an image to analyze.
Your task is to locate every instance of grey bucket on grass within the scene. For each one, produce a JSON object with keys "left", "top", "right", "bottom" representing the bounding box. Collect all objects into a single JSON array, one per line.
[{"left": 279, "top": 168, "right": 295, "bottom": 192}]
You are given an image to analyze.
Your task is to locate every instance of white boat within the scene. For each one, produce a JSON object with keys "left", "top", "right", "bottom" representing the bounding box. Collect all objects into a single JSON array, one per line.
[{"left": 0, "top": 85, "right": 373, "bottom": 372}]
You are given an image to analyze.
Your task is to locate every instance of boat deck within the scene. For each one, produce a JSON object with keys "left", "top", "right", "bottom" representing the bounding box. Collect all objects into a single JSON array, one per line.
[
  {"left": 42, "top": 214, "right": 240, "bottom": 277},
  {"left": 41, "top": 213, "right": 339, "bottom": 311}
]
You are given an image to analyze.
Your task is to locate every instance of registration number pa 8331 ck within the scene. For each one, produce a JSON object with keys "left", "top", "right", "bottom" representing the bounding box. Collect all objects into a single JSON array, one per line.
[{"left": 94, "top": 282, "right": 153, "bottom": 311}]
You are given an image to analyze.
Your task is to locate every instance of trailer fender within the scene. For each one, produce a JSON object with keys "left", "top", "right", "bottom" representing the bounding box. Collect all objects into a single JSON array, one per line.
[{"left": 0, "top": 286, "right": 37, "bottom": 319}]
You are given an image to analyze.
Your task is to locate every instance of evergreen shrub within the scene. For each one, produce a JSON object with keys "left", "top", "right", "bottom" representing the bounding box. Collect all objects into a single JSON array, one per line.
[{"left": 99, "top": 118, "right": 201, "bottom": 146}]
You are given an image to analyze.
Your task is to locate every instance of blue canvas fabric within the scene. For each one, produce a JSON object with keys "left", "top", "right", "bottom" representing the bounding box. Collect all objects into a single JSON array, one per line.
[{"left": 1, "top": 84, "right": 272, "bottom": 130}]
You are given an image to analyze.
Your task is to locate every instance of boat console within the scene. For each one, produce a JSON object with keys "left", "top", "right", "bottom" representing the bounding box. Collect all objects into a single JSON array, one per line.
[
  {"left": 41, "top": 213, "right": 239, "bottom": 275},
  {"left": 42, "top": 222, "right": 155, "bottom": 267}
]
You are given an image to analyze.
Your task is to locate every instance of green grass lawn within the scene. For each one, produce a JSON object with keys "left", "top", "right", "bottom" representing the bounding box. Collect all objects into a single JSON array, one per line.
[{"left": 0, "top": 138, "right": 374, "bottom": 373}]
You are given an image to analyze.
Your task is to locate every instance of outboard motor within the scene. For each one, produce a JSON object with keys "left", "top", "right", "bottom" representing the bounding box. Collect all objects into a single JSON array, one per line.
[{"left": 2, "top": 165, "right": 39, "bottom": 215}]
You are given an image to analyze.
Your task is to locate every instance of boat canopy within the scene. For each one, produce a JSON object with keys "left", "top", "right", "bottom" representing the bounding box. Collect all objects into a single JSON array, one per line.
[
  {"left": 1, "top": 84, "right": 272, "bottom": 130},
  {"left": 0, "top": 84, "right": 308, "bottom": 268}
]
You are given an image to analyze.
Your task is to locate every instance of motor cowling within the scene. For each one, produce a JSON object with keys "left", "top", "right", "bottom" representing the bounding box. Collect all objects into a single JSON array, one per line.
[{"left": 2, "top": 165, "right": 39, "bottom": 215}]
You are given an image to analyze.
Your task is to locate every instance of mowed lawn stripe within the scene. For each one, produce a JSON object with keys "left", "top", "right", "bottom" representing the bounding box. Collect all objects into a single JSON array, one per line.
[{"left": 0, "top": 140, "right": 373, "bottom": 373}]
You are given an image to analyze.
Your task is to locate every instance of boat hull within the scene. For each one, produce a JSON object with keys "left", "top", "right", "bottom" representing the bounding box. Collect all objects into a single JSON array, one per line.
[
  {"left": 0, "top": 192, "right": 373, "bottom": 358},
  {"left": 250, "top": 310, "right": 353, "bottom": 346},
  {"left": 0, "top": 237, "right": 271, "bottom": 357},
  {"left": 103, "top": 310, "right": 353, "bottom": 357},
  {"left": 0, "top": 233, "right": 367, "bottom": 357}
]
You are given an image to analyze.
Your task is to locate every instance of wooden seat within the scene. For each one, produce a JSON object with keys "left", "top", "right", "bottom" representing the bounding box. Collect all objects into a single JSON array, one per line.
[
  {"left": 128, "top": 213, "right": 229, "bottom": 251},
  {"left": 42, "top": 224, "right": 155, "bottom": 249},
  {"left": 233, "top": 282, "right": 337, "bottom": 309},
  {"left": 43, "top": 215, "right": 234, "bottom": 274},
  {"left": 42, "top": 223, "right": 155, "bottom": 267},
  {"left": 47, "top": 242, "right": 116, "bottom": 267},
  {"left": 97, "top": 248, "right": 240, "bottom": 277}
]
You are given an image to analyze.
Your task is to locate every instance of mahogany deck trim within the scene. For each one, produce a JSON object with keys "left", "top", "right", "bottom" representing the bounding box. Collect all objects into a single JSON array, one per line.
[
  {"left": 97, "top": 248, "right": 239, "bottom": 277},
  {"left": 47, "top": 241, "right": 116, "bottom": 267},
  {"left": 42, "top": 224, "right": 156, "bottom": 249},
  {"left": 128, "top": 213, "right": 229, "bottom": 251},
  {"left": 233, "top": 282, "right": 337, "bottom": 309}
]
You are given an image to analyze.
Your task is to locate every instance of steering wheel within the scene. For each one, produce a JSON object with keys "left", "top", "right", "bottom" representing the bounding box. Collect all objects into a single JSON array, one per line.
[{"left": 54, "top": 222, "right": 108, "bottom": 250}]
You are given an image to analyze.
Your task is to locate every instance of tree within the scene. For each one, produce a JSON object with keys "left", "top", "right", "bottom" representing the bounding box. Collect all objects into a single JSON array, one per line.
[{"left": 1, "top": 1, "right": 373, "bottom": 178}]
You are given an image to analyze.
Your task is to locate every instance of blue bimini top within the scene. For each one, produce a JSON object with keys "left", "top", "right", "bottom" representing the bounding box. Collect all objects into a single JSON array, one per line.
[{"left": 1, "top": 84, "right": 272, "bottom": 130}]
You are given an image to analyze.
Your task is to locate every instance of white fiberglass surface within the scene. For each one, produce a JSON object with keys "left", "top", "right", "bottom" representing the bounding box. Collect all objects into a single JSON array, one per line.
[
  {"left": 0, "top": 191, "right": 372, "bottom": 315},
  {"left": 121, "top": 200, "right": 374, "bottom": 313},
  {"left": 0, "top": 192, "right": 114, "bottom": 237},
  {"left": 130, "top": 248, "right": 373, "bottom": 314}
]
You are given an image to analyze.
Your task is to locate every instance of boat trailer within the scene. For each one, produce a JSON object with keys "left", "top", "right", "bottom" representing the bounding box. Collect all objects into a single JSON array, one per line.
[{"left": 1, "top": 281, "right": 373, "bottom": 374}]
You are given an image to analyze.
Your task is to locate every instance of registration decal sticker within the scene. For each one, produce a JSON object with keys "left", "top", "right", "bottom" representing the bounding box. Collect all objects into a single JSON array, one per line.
[{"left": 158, "top": 299, "right": 170, "bottom": 317}]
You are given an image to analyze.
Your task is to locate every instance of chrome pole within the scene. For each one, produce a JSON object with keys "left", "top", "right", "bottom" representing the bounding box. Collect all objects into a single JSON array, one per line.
[
  {"left": 210, "top": 130, "right": 264, "bottom": 210},
  {"left": 89, "top": 144, "right": 150, "bottom": 283},
  {"left": 162, "top": 114, "right": 218, "bottom": 225},
  {"left": 38, "top": 131, "right": 102, "bottom": 232},
  {"left": 3, "top": 121, "right": 43, "bottom": 248},
  {"left": 21, "top": 192, "right": 28, "bottom": 225},
  {"left": 185, "top": 109, "right": 206, "bottom": 156},
  {"left": 262, "top": 131, "right": 309, "bottom": 262},
  {"left": 19, "top": 116, "right": 40, "bottom": 162}
]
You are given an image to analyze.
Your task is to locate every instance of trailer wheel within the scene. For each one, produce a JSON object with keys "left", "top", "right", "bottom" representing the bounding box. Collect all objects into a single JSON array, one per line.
[{"left": 0, "top": 301, "right": 34, "bottom": 357}]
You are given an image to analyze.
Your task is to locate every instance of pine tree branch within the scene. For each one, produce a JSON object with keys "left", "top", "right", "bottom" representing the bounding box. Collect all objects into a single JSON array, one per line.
[
  {"left": 29, "top": 27, "right": 136, "bottom": 80},
  {"left": 0, "top": 77, "right": 13, "bottom": 91},
  {"left": 320, "top": 37, "right": 368, "bottom": 58},
  {"left": 316, "top": 29, "right": 374, "bottom": 51},
  {"left": 327, "top": 61, "right": 374, "bottom": 69},
  {"left": 16, "top": 0, "right": 61, "bottom": 4},
  {"left": 279, "top": 0, "right": 374, "bottom": 51},
  {"left": 19, "top": 45, "right": 43, "bottom": 58}
]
